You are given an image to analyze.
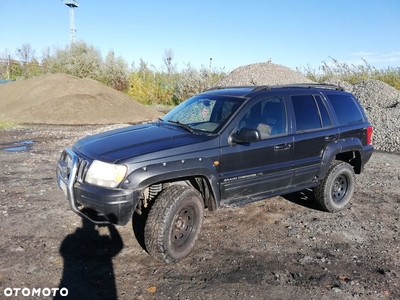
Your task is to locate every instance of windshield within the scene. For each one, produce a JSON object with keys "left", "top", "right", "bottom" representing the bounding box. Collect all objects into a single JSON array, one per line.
[{"left": 162, "top": 95, "right": 243, "bottom": 133}]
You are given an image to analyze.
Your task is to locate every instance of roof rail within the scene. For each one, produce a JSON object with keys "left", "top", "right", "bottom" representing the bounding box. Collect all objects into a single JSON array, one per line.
[
  {"left": 206, "top": 86, "right": 226, "bottom": 91},
  {"left": 251, "top": 85, "right": 272, "bottom": 92},
  {"left": 206, "top": 85, "right": 266, "bottom": 91},
  {"left": 274, "top": 83, "right": 344, "bottom": 91},
  {"left": 206, "top": 83, "right": 345, "bottom": 92}
]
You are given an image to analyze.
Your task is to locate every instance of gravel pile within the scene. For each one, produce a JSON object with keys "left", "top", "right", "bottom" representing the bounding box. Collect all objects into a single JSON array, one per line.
[
  {"left": 219, "top": 63, "right": 400, "bottom": 153},
  {"left": 352, "top": 80, "right": 400, "bottom": 152},
  {"left": 216, "top": 62, "right": 315, "bottom": 86},
  {"left": 324, "top": 79, "right": 400, "bottom": 153}
]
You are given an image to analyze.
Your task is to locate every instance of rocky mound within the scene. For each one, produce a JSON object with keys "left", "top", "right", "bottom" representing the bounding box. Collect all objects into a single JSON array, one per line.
[
  {"left": 0, "top": 73, "right": 161, "bottom": 125},
  {"left": 351, "top": 80, "right": 400, "bottom": 153},
  {"left": 216, "top": 62, "right": 315, "bottom": 86},
  {"left": 324, "top": 78, "right": 400, "bottom": 152}
]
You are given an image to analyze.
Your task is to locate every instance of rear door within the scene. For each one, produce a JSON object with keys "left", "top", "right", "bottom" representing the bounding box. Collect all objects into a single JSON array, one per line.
[
  {"left": 325, "top": 93, "right": 370, "bottom": 143},
  {"left": 290, "top": 92, "right": 339, "bottom": 185}
]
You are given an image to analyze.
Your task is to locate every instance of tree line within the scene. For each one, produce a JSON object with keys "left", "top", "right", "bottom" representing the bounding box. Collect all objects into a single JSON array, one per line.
[{"left": 0, "top": 42, "right": 227, "bottom": 105}]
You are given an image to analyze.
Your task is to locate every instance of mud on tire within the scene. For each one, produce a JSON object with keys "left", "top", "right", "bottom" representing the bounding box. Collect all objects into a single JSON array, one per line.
[
  {"left": 314, "top": 161, "right": 356, "bottom": 212},
  {"left": 144, "top": 185, "right": 204, "bottom": 263}
]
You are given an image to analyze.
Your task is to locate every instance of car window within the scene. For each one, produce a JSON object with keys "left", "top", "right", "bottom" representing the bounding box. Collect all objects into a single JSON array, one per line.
[
  {"left": 238, "top": 97, "right": 287, "bottom": 139},
  {"left": 326, "top": 94, "right": 364, "bottom": 125},
  {"left": 292, "top": 95, "right": 322, "bottom": 131},
  {"left": 314, "top": 95, "right": 332, "bottom": 127},
  {"left": 163, "top": 96, "right": 242, "bottom": 133}
]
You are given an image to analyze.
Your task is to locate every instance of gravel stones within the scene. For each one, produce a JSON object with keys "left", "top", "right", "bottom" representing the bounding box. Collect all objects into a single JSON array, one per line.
[
  {"left": 216, "top": 62, "right": 315, "bottom": 86},
  {"left": 324, "top": 78, "right": 400, "bottom": 152},
  {"left": 351, "top": 80, "right": 400, "bottom": 153},
  {"left": 1, "top": 125, "right": 399, "bottom": 298}
]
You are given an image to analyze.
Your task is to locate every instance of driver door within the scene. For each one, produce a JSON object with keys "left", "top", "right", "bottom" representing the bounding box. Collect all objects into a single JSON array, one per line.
[{"left": 219, "top": 96, "right": 294, "bottom": 205}]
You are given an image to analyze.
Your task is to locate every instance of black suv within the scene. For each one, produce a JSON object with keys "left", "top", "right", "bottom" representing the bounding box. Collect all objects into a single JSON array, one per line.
[{"left": 56, "top": 84, "right": 373, "bottom": 263}]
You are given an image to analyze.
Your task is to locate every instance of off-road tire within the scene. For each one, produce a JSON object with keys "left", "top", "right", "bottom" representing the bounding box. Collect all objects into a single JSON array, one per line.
[
  {"left": 314, "top": 161, "right": 356, "bottom": 212},
  {"left": 144, "top": 185, "right": 204, "bottom": 263}
]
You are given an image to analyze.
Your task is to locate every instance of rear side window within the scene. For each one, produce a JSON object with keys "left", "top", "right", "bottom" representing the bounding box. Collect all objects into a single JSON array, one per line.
[
  {"left": 291, "top": 95, "right": 322, "bottom": 131},
  {"left": 314, "top": 95, "right": 331, "bottom": 127},
  {"left": 327, "top": 94, "right": 364, "bottom": 125}
]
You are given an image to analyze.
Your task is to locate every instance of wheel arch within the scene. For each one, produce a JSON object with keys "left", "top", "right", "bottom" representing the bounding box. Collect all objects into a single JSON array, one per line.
[
  {"left": 317, "top": 138, "right": 364, "bottom": 179},
  {"left": 124, "top": 162, "right": 220, "bottom": 212}
]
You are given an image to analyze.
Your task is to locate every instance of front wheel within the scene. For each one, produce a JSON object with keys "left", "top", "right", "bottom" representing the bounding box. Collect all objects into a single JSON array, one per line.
[
  {"left": 314, "top": 161, "right": 356, "bottom": 212},
  {"left": 144, "top": 185, "right": 204, "bottom": 263}
]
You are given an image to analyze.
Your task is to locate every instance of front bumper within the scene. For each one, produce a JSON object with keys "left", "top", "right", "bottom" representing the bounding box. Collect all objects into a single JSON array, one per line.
[{"left": 56, "top": 148, "right": 139, "bottom": 225}]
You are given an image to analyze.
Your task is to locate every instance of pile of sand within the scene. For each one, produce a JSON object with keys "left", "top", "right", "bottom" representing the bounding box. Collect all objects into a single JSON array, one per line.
[{"left": 0, "top": 73, "right": 161, "bottom": 125}]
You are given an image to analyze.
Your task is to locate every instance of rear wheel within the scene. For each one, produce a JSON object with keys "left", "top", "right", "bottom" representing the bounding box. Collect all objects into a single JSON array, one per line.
[
  {"left": 314, "top": 161, "right": 355, "bottom": 212},
  {"left": 144, "top": 185, "right": 204, "bottom": 263}
]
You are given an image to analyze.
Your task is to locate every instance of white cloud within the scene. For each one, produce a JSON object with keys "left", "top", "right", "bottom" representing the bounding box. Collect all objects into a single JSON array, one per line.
[
  {"left": 349, "top": 51, "right": 375, "bottom": 56},
  {"left": 344, "top": 50, "right": 400, "bottom": 66}
]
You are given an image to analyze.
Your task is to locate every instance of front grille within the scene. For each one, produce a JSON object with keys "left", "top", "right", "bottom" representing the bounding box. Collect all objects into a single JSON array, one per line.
[
  {"left": 58, "top": 149, "right": 88, "bottom": 184},
  {"left": 58, "top": 151, "right": 73, "bottom": 181},
  {"left": 77, "top": 158, "right": 89, "bottom": 183}
]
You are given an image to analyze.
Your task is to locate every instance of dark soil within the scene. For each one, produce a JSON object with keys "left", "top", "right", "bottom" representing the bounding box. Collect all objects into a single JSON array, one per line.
[{"left": 0, "top": 125, "right": 399, "bottom": 300}]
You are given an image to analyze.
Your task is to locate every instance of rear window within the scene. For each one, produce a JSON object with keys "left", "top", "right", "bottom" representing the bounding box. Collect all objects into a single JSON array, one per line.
[{"left": 327, "top": 94, "right": 364, "bottom": 125}]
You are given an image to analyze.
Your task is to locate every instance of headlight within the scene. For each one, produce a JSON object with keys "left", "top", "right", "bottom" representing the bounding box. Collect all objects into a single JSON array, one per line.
[{"left": 85, "top": 160, "right": 127, "bottom": 188}]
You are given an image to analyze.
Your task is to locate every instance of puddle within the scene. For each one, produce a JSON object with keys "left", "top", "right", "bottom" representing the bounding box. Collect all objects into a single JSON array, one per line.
[{"left": 3, "top": 140, "right": 35, "bottom": 152}]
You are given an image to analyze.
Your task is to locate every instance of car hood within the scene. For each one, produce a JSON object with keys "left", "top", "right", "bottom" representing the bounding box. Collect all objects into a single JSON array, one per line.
[{"left": 73, "top": 123, "right": 216, "bottom": 163}]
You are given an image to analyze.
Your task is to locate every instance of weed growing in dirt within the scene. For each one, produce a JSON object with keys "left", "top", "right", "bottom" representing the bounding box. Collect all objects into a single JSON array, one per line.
[{"left": 0, "top": 120, "right": 19, "bottom": 129}]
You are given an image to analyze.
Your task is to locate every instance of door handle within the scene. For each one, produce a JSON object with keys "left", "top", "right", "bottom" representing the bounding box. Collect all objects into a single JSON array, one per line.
[
  {"left": 325, "top": 134, "right": 338, "bottom": 142},
  {"left": 274, "top": 143, "right": 291, "bottom": 151}
]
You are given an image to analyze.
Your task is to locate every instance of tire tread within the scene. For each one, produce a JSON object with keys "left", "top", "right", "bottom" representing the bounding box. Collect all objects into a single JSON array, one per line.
[
  {"left": 144, "top": 185, "right": 203, "bottom": 263},
  {"left": 314, "top": 161, "right": 355, "bottom": 212}
]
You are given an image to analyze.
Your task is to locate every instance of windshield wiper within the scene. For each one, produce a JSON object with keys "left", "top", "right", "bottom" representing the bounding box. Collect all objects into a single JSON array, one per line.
[{"left": 167, "top": 120, "right": 194, "bottom": 134}]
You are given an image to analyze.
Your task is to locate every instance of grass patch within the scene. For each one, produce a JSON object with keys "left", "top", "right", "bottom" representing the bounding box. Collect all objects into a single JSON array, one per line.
[{"left": 0, "top": 120, "right": 20, "bottom": 129}]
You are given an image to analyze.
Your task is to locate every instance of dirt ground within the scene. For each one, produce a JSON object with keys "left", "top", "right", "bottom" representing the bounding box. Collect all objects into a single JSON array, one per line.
[{"left": 0, "top": 125, "right": 399, "bottom": 300}]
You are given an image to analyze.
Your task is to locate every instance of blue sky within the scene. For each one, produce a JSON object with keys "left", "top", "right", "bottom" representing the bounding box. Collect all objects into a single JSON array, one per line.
[{"left": 1, "top": 0, "right": 399, "bottom": 72}]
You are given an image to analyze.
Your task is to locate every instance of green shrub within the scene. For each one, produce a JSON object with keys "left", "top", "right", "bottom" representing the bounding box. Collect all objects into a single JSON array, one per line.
[
  {"left": 173, "top": 64, "right": 225, "bottom": 104},
  {"left": 127, "top": 61, "right": 226, "bottom": 106},
  {"left": 47, "top": 41, "right": 103, "bottom": 79},
  {"left": 127, "top": 60, "right": 175, "bottom": 105}
]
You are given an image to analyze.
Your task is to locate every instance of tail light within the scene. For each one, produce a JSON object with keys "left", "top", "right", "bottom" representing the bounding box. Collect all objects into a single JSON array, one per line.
[{"left": 366, "top": 125, "right": 373, "bottom": 145}]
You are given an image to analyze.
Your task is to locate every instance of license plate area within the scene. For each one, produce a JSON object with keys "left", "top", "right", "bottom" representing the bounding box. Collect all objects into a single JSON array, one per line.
[{"left": 58, "top": 176, "right": 68, "bottom": 197}]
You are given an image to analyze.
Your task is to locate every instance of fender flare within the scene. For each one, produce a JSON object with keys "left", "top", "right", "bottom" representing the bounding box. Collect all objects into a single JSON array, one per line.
[
  {"left": 317, "top": 138, "right": 363, "bottom": 179},
  {"left": 123, "top": 158, "right": 220, "bottom": 209}
]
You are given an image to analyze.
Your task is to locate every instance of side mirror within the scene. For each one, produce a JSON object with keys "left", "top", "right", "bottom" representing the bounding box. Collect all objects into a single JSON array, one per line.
[{"left": 231, "top": 127, "right": 261, "bottom": 143}]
